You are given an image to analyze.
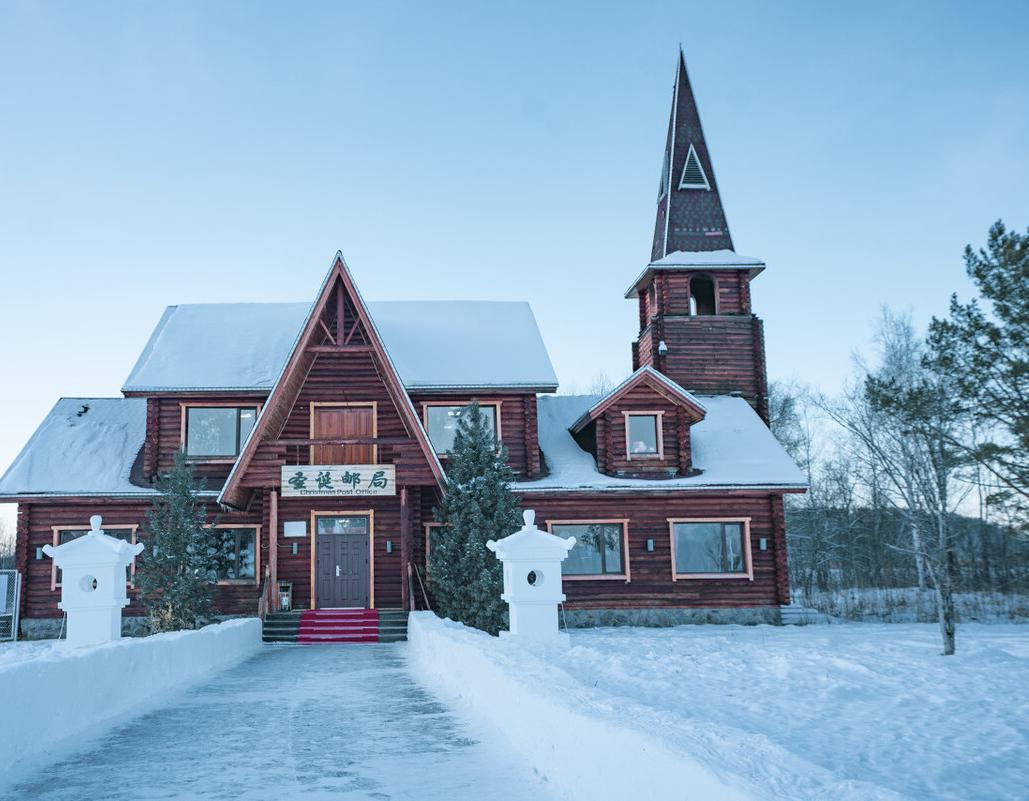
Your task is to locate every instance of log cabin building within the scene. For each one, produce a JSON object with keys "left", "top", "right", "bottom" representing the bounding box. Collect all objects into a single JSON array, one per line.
[{"left": 1, "top": 52, "right": 805, "bottom": 639}]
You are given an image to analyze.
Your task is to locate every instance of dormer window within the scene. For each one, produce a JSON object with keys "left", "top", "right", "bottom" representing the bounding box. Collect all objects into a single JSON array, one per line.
[
  {"left": 183, "top": 405, "right": 258, "bottom": 460},
  {"left": 624, "top": 411, "right": 663, "bottom": 459}
]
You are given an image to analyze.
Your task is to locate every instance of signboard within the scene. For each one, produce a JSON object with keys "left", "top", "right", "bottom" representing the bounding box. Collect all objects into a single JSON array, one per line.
[{"left": 280, "top": 465, "right": 396, "bottom": 497}]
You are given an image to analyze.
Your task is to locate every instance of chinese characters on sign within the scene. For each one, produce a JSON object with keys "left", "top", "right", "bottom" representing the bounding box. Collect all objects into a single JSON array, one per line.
[{"left": 280, "top": 465, "right": 396, "bottom": 497}]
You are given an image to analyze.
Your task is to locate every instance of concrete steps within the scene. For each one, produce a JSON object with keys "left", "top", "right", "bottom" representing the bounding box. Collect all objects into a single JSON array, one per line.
[
  {"left": 262, "top": 609, "right": 408, "bottom": 643},
  {"left": 779, "top": 604, "right": 832, "bottom": 625}
]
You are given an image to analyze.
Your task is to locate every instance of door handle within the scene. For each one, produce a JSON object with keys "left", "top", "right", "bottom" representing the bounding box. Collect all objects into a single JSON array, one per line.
[{"left": 335, "top": 565, "right": 341, "bottom": 577}]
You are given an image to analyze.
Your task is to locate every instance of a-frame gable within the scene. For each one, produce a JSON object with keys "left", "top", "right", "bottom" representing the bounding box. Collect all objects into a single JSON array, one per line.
[
  {"left": 569, "top": 365, "right": 707, "bottom": 435},
  {"left": 218, "top": 252, "right": 446, "bottom": 508}
]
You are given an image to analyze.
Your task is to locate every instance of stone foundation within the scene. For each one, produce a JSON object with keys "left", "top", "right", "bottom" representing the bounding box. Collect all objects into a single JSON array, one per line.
[
  {"left": 18, "top": 615, "right": 243, "bottom": 640},
  {"left": 560, "top": 606, "right": 780, "bottom": 628}
]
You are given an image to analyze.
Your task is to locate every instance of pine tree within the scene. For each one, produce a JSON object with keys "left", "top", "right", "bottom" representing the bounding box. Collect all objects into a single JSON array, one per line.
[
  {"left": 137, "top": 450, "right": 221, "bottom": 632},
  {"left": 431, "top": 401, "right": 521, "bottom": 635},
  {"left": 926, "top": 220, "right": 1028, "bottom": 528}
]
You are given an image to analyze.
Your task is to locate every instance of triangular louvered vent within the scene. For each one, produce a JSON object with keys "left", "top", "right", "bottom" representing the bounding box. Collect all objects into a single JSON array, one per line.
[{"left": 678, "top": 143, "right": 710, "bottom": 190}]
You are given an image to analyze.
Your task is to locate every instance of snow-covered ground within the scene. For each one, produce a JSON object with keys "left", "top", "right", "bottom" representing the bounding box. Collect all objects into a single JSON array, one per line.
[
  {"left": 0, "top": 639, "right": 59, "bottom": 668},
  {"left": 553, "top": 623, "right": 1028, "bottom": 801},
  {"left": 795, "top": 587, "right": 1029, "bottom": 623}
]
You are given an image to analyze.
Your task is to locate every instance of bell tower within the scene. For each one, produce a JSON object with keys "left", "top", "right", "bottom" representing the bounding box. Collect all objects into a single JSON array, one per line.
[{"left": 630, "top": 51, "right": 770, "bottom": 422}]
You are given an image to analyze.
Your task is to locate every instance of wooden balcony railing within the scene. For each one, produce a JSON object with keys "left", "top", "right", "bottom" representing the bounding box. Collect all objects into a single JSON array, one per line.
[{"left": 272, "top": 437, "right": 416, "bottom": 468}]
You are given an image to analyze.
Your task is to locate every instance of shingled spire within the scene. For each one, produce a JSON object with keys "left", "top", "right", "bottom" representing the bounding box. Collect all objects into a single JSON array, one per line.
[{"left": 651, "top": 50, "right": 734, "bottom": 261}]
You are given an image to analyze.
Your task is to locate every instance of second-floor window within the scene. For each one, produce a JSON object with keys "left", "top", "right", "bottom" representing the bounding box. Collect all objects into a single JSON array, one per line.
[
  {"left": 424, "top": 404, "right": 499, "bottom": 455},
  {"left": 184, "top": 406, "right": 258, "bottom": 459},
  {"left": 625, "top": 412, "right": 662, "bottom": 458}
]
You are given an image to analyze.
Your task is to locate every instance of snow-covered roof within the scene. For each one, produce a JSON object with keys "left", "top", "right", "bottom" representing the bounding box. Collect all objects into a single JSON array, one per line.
[
  {"left": 123, "top": 301, "right": 558, "bottom": 392},
  {"left": 651, "top": 250, "right": 765, "bottom": 268},
  {"left": 515, "top": 394, "right": 807, "bottom": 493},
  {"left": 623, "top": 249, "right": 766, "bottom": 297},
  {"left": 0, "top": 398, "right": 157, "bottom": 498},
  {"left": 124, "top": 303, "right": 307, "bottom": 393},
  {"left": 369, "top": 301, "right": 558, "bottom": 390}
]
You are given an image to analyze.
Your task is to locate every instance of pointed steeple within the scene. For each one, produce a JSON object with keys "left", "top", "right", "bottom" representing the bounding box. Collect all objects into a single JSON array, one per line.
[{"left": 651, "top": 50, "right": 734, "bottom": 261}]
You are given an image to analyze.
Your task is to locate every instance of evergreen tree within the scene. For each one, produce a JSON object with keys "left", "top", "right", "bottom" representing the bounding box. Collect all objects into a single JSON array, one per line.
[
  {"left": 431, "top": 401, "right": 521, "bottom": 635},
  {"left": 926, "top": 220, "right": 1028, "bottom": 528},
  {"left": 137, "top": 450, "right": 221, "bottom": 632}
]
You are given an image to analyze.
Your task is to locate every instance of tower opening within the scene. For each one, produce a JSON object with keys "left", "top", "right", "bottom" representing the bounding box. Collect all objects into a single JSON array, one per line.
[{"left": 689, "top": 275, "right": 716, "bottom": 316}]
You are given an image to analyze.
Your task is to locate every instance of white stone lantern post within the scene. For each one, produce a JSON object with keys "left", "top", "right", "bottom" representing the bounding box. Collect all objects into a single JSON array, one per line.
[
  {"left": 43, "top": 515, "right": 144, "bottom": 647},
  {"left": 487, "top": 510, "right": 576, "bottom": 642}
]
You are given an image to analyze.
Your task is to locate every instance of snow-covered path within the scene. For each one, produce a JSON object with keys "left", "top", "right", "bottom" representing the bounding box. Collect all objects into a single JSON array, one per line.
[{"left": 1, "top": 644, "right": 556, "bottom": 801}]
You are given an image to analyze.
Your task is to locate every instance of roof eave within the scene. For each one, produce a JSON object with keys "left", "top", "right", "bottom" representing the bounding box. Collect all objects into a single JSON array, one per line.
[
  {"left": 513, "top": 482, "right": 809, "bottom": 494},
  {"left": 623, "top": 263, "right": 766, "bottom": 299},
  {"left": 125, "top": 382, "right": 559, "bottom": 395},
  {"left": 121, "top": 386, "right": 275, "bottom": 394},
  {"left": 0, "top": 490, "right": 219, "bottom": 500},
  {"left": 407, "top": 382, "right": 559, "bottom": 394}
]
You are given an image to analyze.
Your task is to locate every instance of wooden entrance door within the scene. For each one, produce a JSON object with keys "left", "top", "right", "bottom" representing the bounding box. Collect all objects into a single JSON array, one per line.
[
  {"left": 311, "top": 404, "right": 375, "bottom": 465},
  {"left": 315, "top": 515, "right": 371, "bottom": 608}
]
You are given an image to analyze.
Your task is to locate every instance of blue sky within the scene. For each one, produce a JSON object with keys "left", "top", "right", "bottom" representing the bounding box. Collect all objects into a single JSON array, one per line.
[{"left": 1, "top": 1, "right": 1028, "bottom": 477}]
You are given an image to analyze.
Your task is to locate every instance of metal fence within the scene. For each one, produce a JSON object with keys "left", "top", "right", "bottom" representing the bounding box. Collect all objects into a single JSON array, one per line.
[{"left": 0, "top": 570, "right": 21, "bottom": 641}]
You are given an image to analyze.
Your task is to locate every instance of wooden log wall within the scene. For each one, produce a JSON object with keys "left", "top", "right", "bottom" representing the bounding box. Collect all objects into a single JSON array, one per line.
[
  {"left": 637, "top": 315, "right": 767, "bottom": 415},
  {"left": 519, "top": 490, "right": 789, "bottom": 609},
  {"left": 237, "top": 349, "right": 436, "bottom": 488},
  {"left": 146, "top": 393, "right": 268, "bottom": 484},
  {"left": 409, "top": 393, "right": 539, "bottom": 478},
  {"left": 274, "top": 491, "right": 429, "bottom": 611},
  {"left": 14, "top": 497, "right": 267, "bottom": 621},
  {"left": 641, "top": 269, "right": 751, "bottom": 318}
]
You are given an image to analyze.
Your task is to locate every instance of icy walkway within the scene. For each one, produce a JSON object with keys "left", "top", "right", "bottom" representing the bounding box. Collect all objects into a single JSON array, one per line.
[{"left": 2, "top": 644, "right": 556, "bottom": 801}]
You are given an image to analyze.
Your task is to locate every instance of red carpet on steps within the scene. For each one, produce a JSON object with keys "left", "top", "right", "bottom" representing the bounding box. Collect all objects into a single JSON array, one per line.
[{"left": 298, "top": 609, "right": 379, "bottom": 644}]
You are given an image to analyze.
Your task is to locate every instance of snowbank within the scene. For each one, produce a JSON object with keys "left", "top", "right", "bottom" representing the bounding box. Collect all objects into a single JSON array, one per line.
[
  {"left": 0, "top": 618, "right": 261, "bottom": 790},
  {"left": 407, "top": 612, "right": 756, "bottom": 801}
]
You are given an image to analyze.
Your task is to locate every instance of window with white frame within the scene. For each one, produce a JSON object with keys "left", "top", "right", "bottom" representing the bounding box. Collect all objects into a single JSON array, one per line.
[
  {"left": 424, "top": 404, "right": 499, "bottom": 455},
  {"left": 550, "top": 522, "right": 627, "bottom": 578},
  {"left": 670, "top": 519, "right": 751, "bottom": 578},
  {"left": 184, "top": 406, "right": 258, "bottom": 459}
]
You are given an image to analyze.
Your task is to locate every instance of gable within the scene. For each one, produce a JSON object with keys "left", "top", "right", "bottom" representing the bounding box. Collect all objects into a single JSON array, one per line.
[
  {"left": 569, "top": 366, "right": 706, "bottom": 434},
  {"left": 218, "top": 253, "right": 445, "bottom": 508}
]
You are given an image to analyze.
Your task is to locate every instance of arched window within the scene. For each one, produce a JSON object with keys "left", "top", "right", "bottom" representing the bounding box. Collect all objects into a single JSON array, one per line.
[{"left": 689, "top": 275, "right": 716, "bottom": 316}]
